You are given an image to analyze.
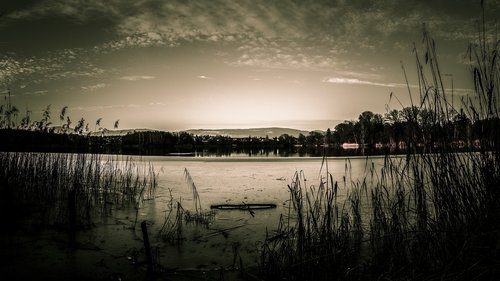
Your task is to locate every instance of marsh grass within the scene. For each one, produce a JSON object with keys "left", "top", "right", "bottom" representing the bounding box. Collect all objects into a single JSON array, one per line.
[
  {"left": 260, "top": 163, "right": 366, "bottom": 281},
  {"left": 159, "top": 168, "right": 215, "bottom": 243},
  {"left": 261, "top": 12, "right": 500, "bottom": 281},
  {"left": 363, "top": 22, "right": 500, "bottom": 280},
  {"left": 0, "top": 152, "right": 157, "bottom": 230}
]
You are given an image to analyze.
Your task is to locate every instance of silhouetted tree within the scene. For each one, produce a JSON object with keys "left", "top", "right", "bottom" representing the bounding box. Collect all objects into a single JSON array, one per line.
[
  {"left": 325, "top": 128, "right": 333, "bottom": 145},
  {"left": 333, "top": 121, "right": 358, "bottom": 143},
  {"left": 306, "top": 131, "right": 324, "bottom": 147},
  {"left": 297, "top": 133, "right": 306, "bottom": 147}
]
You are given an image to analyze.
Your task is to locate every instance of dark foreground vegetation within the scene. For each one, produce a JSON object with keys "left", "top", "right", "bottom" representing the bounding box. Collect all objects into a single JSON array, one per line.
[
  {"left": 0, "top": 152, "right": 157, "bottom": 230},
  {"left": 0, "top": 152, "right": 159, "bottom": 280},
  {"left": 260, "top": 15, "right": 500, "bottom": 281}
]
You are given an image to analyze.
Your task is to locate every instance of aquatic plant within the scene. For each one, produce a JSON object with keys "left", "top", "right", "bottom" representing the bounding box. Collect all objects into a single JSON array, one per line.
[
  {"left": 0, "top": 152, "right": 157, "bottom": 230},
  {"left": 159, "top": 168, "right": 215, "bottom": 243},
  {"left": 260, "top": 162, "right": 365, "bottom": 280},
  {"left": 261, "top": 6, "right": 500, "bottom": 280},
  {"left": 363, "top": 18, "right": 500, "bottom": 280}
]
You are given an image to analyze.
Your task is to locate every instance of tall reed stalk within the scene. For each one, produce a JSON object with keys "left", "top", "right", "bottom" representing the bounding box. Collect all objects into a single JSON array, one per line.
[
  {"left": 261, "top": 167, "right": 365, "bottom": 280},
  {"left": 261, "top": 8, "right": 500, "bottom": 281},
  {"left": 0, "top": 152, "right": 157, "bottom": 229},
  {"left": 159, "top": 168, "right": 215, "bottom": 243},
  {"left": 365, "top": 21, "right": 500, "bottom": 279}
]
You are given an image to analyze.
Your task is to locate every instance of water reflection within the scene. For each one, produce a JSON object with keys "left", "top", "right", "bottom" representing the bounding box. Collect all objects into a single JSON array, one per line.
[{"left": 188, "top": 147, "right": 406, "bottom": 158}]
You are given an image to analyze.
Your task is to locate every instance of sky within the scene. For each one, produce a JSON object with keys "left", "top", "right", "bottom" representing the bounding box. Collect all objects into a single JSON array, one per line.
[{"left": 0, "top": 0, "right": 498, "bottom": 131}]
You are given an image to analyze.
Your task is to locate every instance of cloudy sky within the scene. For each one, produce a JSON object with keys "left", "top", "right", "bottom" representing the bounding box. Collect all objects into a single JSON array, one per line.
[{"left": 0, "top": 0, "right": 498, "bottom": 131}]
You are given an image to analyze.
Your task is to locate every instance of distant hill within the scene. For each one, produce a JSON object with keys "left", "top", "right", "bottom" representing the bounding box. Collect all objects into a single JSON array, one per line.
[
  {"left": 49, "top": 126, "right": 153, "bottom": 136},
  {"left": 49, "top": 126, "right": 319, "bottom": 138},
  {"left": 185, "top": 127, "right": 312, "bottom": 138}
]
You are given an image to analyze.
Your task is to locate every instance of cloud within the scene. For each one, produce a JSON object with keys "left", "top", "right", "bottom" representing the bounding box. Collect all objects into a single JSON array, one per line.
[
  {"left": 324, "top": 76, "right": 473, "bottom": 96},
  {"left": 5, "top": 0, "right": 482, "bottom": 52},
  {"left": 0, "top": 1, "right": 395, "bottom": 50},
  {"left": 6, "top": 0, "right": 124, "bottom": 22},
  {"left": 2, "top": 0, "right": 483, "bottom": 78},
  {"left": 228, "top": 38, "right": 346, "bottom": 70},
  {"left": 197, "top": 75, "right": 210, "bottom": 79},
  {"left": 23, "top": 90, "right": 48, "bottom": 96},
  {"left": 119, "top": 75, "right": 156, "bottom": 81},
  {"left": 149, "top": 102, "right": 165, "bottom": 106},
  {"left": 0, "top": 57, "right": 22, "bottom": 85},
  {"left": 323, "top": 77, "right": 406, "bottom": 88},
  {"left": 81, "top": 83, "right": 109, "bottom": 92},
  {"left": 72, "top": 103, "right": 142, "bottom": 112},
  {"left": 1, "top": 0, "right": 486, "bottom": 92},
  {"left": 0, "top": 48, "right": 106, "bottom": 86}
]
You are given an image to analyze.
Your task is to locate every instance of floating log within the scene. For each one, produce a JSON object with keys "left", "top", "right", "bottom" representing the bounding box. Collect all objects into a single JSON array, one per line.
[{"left": 210, "top": 203, "right": 277, "bottom": 210}]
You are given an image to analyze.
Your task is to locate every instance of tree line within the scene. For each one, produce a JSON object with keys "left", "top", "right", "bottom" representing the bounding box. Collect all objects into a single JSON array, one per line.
[{"left": 1, "top": 93, "right": 497, "bottom": 156}]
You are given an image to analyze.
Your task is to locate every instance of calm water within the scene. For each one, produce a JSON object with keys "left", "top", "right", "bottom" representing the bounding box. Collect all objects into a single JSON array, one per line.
[
  {"left": 127, "top": 156, "right": 387, "bottom": 269},
  {"left": 8, "top": 155, "right": 388, "bottom": 276}
]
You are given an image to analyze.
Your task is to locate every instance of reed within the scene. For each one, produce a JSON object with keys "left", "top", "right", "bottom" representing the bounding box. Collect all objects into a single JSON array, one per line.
[
  {"left": 0, "top": 152, "right": 157, "bottom": 229},
  {"left": 159, "top": 168, "right": 215, "bottom": 243},
  {"left": 261, "top": 8, "right": 500, "bottom": 281},
  {"left": 365, "top": 22, "right": 500, "bottom": 280},
  {"left": 261, "top": 166, "right": 365, "bottom": 281}
]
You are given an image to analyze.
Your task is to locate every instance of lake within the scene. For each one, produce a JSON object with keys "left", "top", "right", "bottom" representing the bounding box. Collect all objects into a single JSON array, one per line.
[
  {"left": 3, "top": 155, "right": 389, "bottom": 279},
  {"left": 133, "top": 156, "right": 387, "bottom": 269}
]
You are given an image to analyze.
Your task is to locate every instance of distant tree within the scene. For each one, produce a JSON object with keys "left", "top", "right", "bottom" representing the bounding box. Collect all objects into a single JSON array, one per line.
[
  {"left": 384, "top": 109, "right": 402, "bottom": 125},
  {"left": 384, "top": 110, "right": 403, "bottom": 144},
  {"left": 297, "top": 133, "right": 306, "bottom": 146},
  {"left": 278, "top": 134, "right": 297, "bottom": 148},
  {"left": 114, "top": 119, "right": 120, "bottom": 129},
  {"left": 372, "top": 113, "right": 384, "bottom": 143},
  {"left": 401, "top": 106, "right": 420, "bottom": 123},
  {"left": 305, "top": 131, "right": 324, "bottom": 147},
  {"left": 325, "top": 128, "right": 333, "bottom": 144},
  {"left": 452, "top": 109, "right": 471, "bottom": 141},
  {"left": 333, "top": 121, "right": 358, "bottom": 143},
  {"left": 358, "top": 111, "right": 374, "bottom": 145}
]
